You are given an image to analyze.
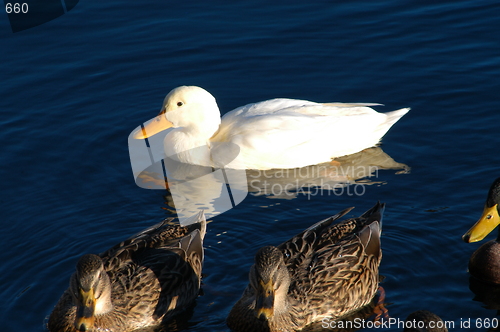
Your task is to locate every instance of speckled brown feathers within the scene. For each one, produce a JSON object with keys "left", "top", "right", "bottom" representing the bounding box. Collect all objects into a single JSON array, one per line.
[
  {"left": 227, "top": 202, "right": 384, "bottom": 332},
  {"left": 48, "top": 212, "right": 206, "bottom": 332}
]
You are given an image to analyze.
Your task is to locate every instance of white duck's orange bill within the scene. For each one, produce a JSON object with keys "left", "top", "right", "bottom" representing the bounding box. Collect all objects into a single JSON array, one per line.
[{"left": 133, "top": 114, "right": 173, "bottom": 139}]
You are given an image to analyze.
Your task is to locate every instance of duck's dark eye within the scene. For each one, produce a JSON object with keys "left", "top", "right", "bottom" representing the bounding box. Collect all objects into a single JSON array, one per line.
[{"left": 177, "top": 102, "right": 183, "bottom": 107}]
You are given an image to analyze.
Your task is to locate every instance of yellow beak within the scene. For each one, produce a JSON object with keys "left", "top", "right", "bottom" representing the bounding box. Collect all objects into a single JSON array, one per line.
[
  {"left": 463, "top": 204, "right": 500, "bottom": 243},
  {"left": 74, "top": 287, "right": 96, "bottom": 331},
  {"left": 133, "top": 113, "right": 174, "bottom": 139},
  {"left": 255, "top": 279, "right": 274, "bottom": 320}
]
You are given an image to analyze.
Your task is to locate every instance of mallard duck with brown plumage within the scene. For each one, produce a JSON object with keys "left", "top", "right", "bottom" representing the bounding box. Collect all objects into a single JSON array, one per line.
[
  {"left": 48, "top": 212, "right": 206, "bottom": 332},
  {"left": 227, "top": 202, "right": 385, "bottom": 332}
]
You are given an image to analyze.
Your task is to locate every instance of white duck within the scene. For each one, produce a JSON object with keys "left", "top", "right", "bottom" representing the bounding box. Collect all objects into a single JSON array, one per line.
[{"left": 134, "top": 86, "right": 409, "bottom": 170}]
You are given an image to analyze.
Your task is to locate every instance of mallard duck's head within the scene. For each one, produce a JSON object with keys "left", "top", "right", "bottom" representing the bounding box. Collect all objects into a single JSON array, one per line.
[
  {"left": 249, "top": 246, "right": 290, "bottom": 321},
  {"left": 70, "top": 254, "right": 112, "bottom": 331},
  {"left": 133, "top": 86, "right": 221, "bottom": 139},
  {"left": 463, "top": 178, "right": 500, "bottom": 243}
]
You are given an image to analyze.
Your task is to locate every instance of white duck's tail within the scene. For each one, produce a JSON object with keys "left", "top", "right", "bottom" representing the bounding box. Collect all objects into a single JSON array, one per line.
[
  {"left": 375, "top": 107, "right": 410, "bottom": 140},
  {"left": 385, "top": 107, "right": 410, "bottom": 127}
]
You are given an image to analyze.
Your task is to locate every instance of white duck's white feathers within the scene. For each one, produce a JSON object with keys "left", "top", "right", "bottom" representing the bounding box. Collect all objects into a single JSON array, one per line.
[{"left": 145, "top": 86, "right": 409, "bottom": 170}]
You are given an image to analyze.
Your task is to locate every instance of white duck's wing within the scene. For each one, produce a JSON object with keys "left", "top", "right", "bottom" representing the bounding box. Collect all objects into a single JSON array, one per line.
[{"left": 211, "top": 98, "right": 408, "bottom": 169}]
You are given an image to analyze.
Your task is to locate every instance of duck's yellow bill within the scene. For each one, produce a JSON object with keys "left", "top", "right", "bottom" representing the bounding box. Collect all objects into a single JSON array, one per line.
[
  {"left": 255, "top": 279, "right": 274, "bottom": 320},
  {"left": 463, "top": 204, "right": 500, "bottom": 243},
  {"left": 75, "top": 288, "right": 96, "bottom": 331},
  {"left": 133, "top": 114, "right": 173, "bottom": 139}
]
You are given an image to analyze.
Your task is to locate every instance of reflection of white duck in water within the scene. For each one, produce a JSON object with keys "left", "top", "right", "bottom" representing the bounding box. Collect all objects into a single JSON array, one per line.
[
  {"left": 161, "top": 159, "right": 237, "bottom": 223},
  {"left": 134, "top": 86, "right": 409, "bottom": 170}
]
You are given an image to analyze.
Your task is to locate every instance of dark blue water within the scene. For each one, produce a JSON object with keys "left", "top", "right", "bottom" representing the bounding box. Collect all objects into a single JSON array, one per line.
[{"left": 1, "top": 1, "right": 499, "bottom": 331}]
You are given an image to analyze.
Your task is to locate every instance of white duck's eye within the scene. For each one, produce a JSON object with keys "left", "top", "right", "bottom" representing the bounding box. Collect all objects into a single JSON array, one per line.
[{"left": 177, "top": 102, "right": 183, "bottom": 107}]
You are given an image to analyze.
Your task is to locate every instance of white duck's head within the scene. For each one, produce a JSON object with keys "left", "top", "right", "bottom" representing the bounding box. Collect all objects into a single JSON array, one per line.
[{"left": 134, "top": 86, "right": 221, "bottom": 139}]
